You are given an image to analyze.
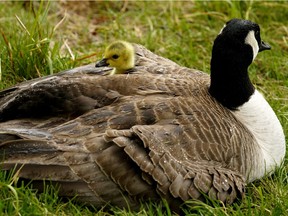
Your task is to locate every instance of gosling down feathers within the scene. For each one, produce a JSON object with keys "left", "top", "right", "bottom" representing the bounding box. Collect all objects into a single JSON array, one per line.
[
  {"left": 95, "top": 41, "right": 135, "bottom": 75},
  {"left": 0, "top": 19, "right": 285, "bottom": 211}
]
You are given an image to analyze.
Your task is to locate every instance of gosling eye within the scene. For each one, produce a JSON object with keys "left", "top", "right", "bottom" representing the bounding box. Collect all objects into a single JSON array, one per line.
[{"left": 112, "top": 54, "right": 119, "bottom": 59}]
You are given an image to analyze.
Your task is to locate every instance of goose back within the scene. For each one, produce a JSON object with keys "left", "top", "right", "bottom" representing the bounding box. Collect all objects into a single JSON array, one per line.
[{"left": 0, "top": 43, "right": 270, "bottom": 210}]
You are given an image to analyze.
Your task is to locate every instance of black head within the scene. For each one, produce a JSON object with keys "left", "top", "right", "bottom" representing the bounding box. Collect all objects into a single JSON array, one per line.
[
  {"left": 209, "top": 19, "right": 271, "bottom": 109},
  {"left": 213, "top": 19, "right": 270, "bottom": 67}
]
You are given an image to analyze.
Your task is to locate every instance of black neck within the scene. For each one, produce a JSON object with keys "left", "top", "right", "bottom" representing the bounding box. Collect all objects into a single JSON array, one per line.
[{"left": 208, "top": 45, "right": 255, "bottom": 110}]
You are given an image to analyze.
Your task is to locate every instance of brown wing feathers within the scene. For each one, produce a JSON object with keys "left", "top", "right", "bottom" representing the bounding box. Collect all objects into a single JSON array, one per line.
[{"left": 0, "top": 44, "right": 247, "bottom": 210}]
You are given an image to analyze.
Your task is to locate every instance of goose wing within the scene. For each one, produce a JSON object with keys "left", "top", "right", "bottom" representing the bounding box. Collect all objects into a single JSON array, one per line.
[
  {"left": 0, "top": 44, "right": 183, "bottom": 122},
  {"left": 0, "top": 45, "right": 249, "bottom": 209}
]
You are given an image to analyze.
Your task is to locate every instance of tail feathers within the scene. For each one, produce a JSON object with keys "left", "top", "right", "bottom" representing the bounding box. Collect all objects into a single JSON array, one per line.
[
  {"left": 0, "top": 125, "right": 246, "bottom": 208},
  {"left": 0, "top": 128, "right": 52, "bottom": 143},
  {"left": 0, "top": 139, "right": 145, "bottom": 209},
  {"left": 0, "top": 139, "right": 61, "bottom": 166}
]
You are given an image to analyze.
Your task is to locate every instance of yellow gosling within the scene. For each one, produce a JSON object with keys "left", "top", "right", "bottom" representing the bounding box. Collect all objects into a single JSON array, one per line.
[{"left": 95, "top": 41, "right": 135, "bottom": 75}]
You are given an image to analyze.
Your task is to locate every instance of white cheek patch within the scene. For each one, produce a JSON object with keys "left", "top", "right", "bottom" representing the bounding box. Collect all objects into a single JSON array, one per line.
[{"left": 245, "top": 30, "right": 259, "bottom": 60}]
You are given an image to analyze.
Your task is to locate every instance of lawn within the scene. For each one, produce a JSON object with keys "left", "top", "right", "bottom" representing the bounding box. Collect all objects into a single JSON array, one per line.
[{"left": 0, "top": 1, "right": 287, "bottom": 215}]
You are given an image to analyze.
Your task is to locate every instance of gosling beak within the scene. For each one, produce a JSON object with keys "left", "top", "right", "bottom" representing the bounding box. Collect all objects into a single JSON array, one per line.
[
  {"left": 95, "top": 58, "right": 109, "bottom": 67},
  {"left": 259, "top": 40, "right": 271, "bottom": 52}
]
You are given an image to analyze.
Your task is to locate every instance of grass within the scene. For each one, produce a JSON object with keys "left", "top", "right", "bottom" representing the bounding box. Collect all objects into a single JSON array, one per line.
[{"left": 0, "top": 1, "right": 287, "bottom": 215}]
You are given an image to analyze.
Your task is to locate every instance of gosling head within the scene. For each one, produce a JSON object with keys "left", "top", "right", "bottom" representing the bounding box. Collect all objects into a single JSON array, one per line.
[{"left": 95, "top": 41, "right": 135, "bottom": 75}]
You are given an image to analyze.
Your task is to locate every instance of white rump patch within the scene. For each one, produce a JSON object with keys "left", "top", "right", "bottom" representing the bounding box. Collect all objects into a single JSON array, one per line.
[
  {"left": 245, "top": 30, "right": 259, "bottom": 60},
  {"left": 232, "top": 90, "right": 286, "bottom": 182}
]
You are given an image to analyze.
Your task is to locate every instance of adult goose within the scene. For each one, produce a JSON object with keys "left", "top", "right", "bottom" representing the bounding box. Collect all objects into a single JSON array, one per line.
[{"left": 0, "top": 19, "right": 285, "bottom": 211}]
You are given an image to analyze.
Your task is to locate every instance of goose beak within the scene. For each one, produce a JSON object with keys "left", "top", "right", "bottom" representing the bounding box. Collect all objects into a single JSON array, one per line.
[
  {"left": 95, "top": 58, "right": 109, "bottom": 67},
  {"left": 259, "top": 41, "right": 271, "bottom": 52}
]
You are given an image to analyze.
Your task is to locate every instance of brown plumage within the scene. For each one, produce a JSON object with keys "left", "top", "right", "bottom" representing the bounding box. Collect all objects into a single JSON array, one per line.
[
  {"left": 0, "top": 19, "right": 285, "bottom": 212},
  {"left": 0, "top": 44, "right": 245, "bottom": 209}
]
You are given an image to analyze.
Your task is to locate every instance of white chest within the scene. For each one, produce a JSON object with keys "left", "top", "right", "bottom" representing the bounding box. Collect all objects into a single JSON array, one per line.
[{"left": 232, "top": 90, "right": 286, "bottom": 182}]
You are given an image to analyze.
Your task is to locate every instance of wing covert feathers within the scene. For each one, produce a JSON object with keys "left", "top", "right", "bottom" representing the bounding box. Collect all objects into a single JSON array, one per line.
[{"left": 0, "top": 44, "right": 249, "bottom": 211}]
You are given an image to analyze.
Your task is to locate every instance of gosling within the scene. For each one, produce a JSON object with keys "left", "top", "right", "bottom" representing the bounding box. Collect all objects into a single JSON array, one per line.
[{"left": 95, "top": 41, "right": 135, "bottom": 75}]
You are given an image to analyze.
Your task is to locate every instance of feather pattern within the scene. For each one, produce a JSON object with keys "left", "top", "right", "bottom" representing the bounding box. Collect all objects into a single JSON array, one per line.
[
  {"left": 0, "top": 37, "right": 282, "bottom": 211},
  {"left": 0, "top": 44, "right": 248, "bottom": 209}
]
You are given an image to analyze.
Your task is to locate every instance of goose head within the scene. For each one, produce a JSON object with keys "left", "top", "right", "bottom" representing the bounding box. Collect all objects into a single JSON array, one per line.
[
  {"left": 209, "top": 19, "right": 271, "bottom": 109},
  {"left": 95, "top": 41, "right": 135, "bottom": 75}
]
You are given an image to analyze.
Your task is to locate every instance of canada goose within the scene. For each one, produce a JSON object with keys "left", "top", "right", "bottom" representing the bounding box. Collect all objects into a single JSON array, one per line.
[
  {"left": 95, "top": 40, "right": 135, "bottom": 75},
  {"left": 0, "top": 19, "right": 285, "bottom": 211}
]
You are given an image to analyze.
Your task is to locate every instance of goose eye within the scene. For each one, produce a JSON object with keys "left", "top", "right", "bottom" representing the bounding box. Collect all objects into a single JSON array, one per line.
[
  {"left": 255, "top": 30, "right": 260, "bottom": 36},
  {"left": 112, "top": 54, "right": 119, "bottom": 59}
]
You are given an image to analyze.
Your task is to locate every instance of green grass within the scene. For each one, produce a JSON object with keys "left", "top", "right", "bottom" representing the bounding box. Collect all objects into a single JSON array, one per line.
[{"left": 0, "top": 1, "right": 287, "bottom": 215}]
